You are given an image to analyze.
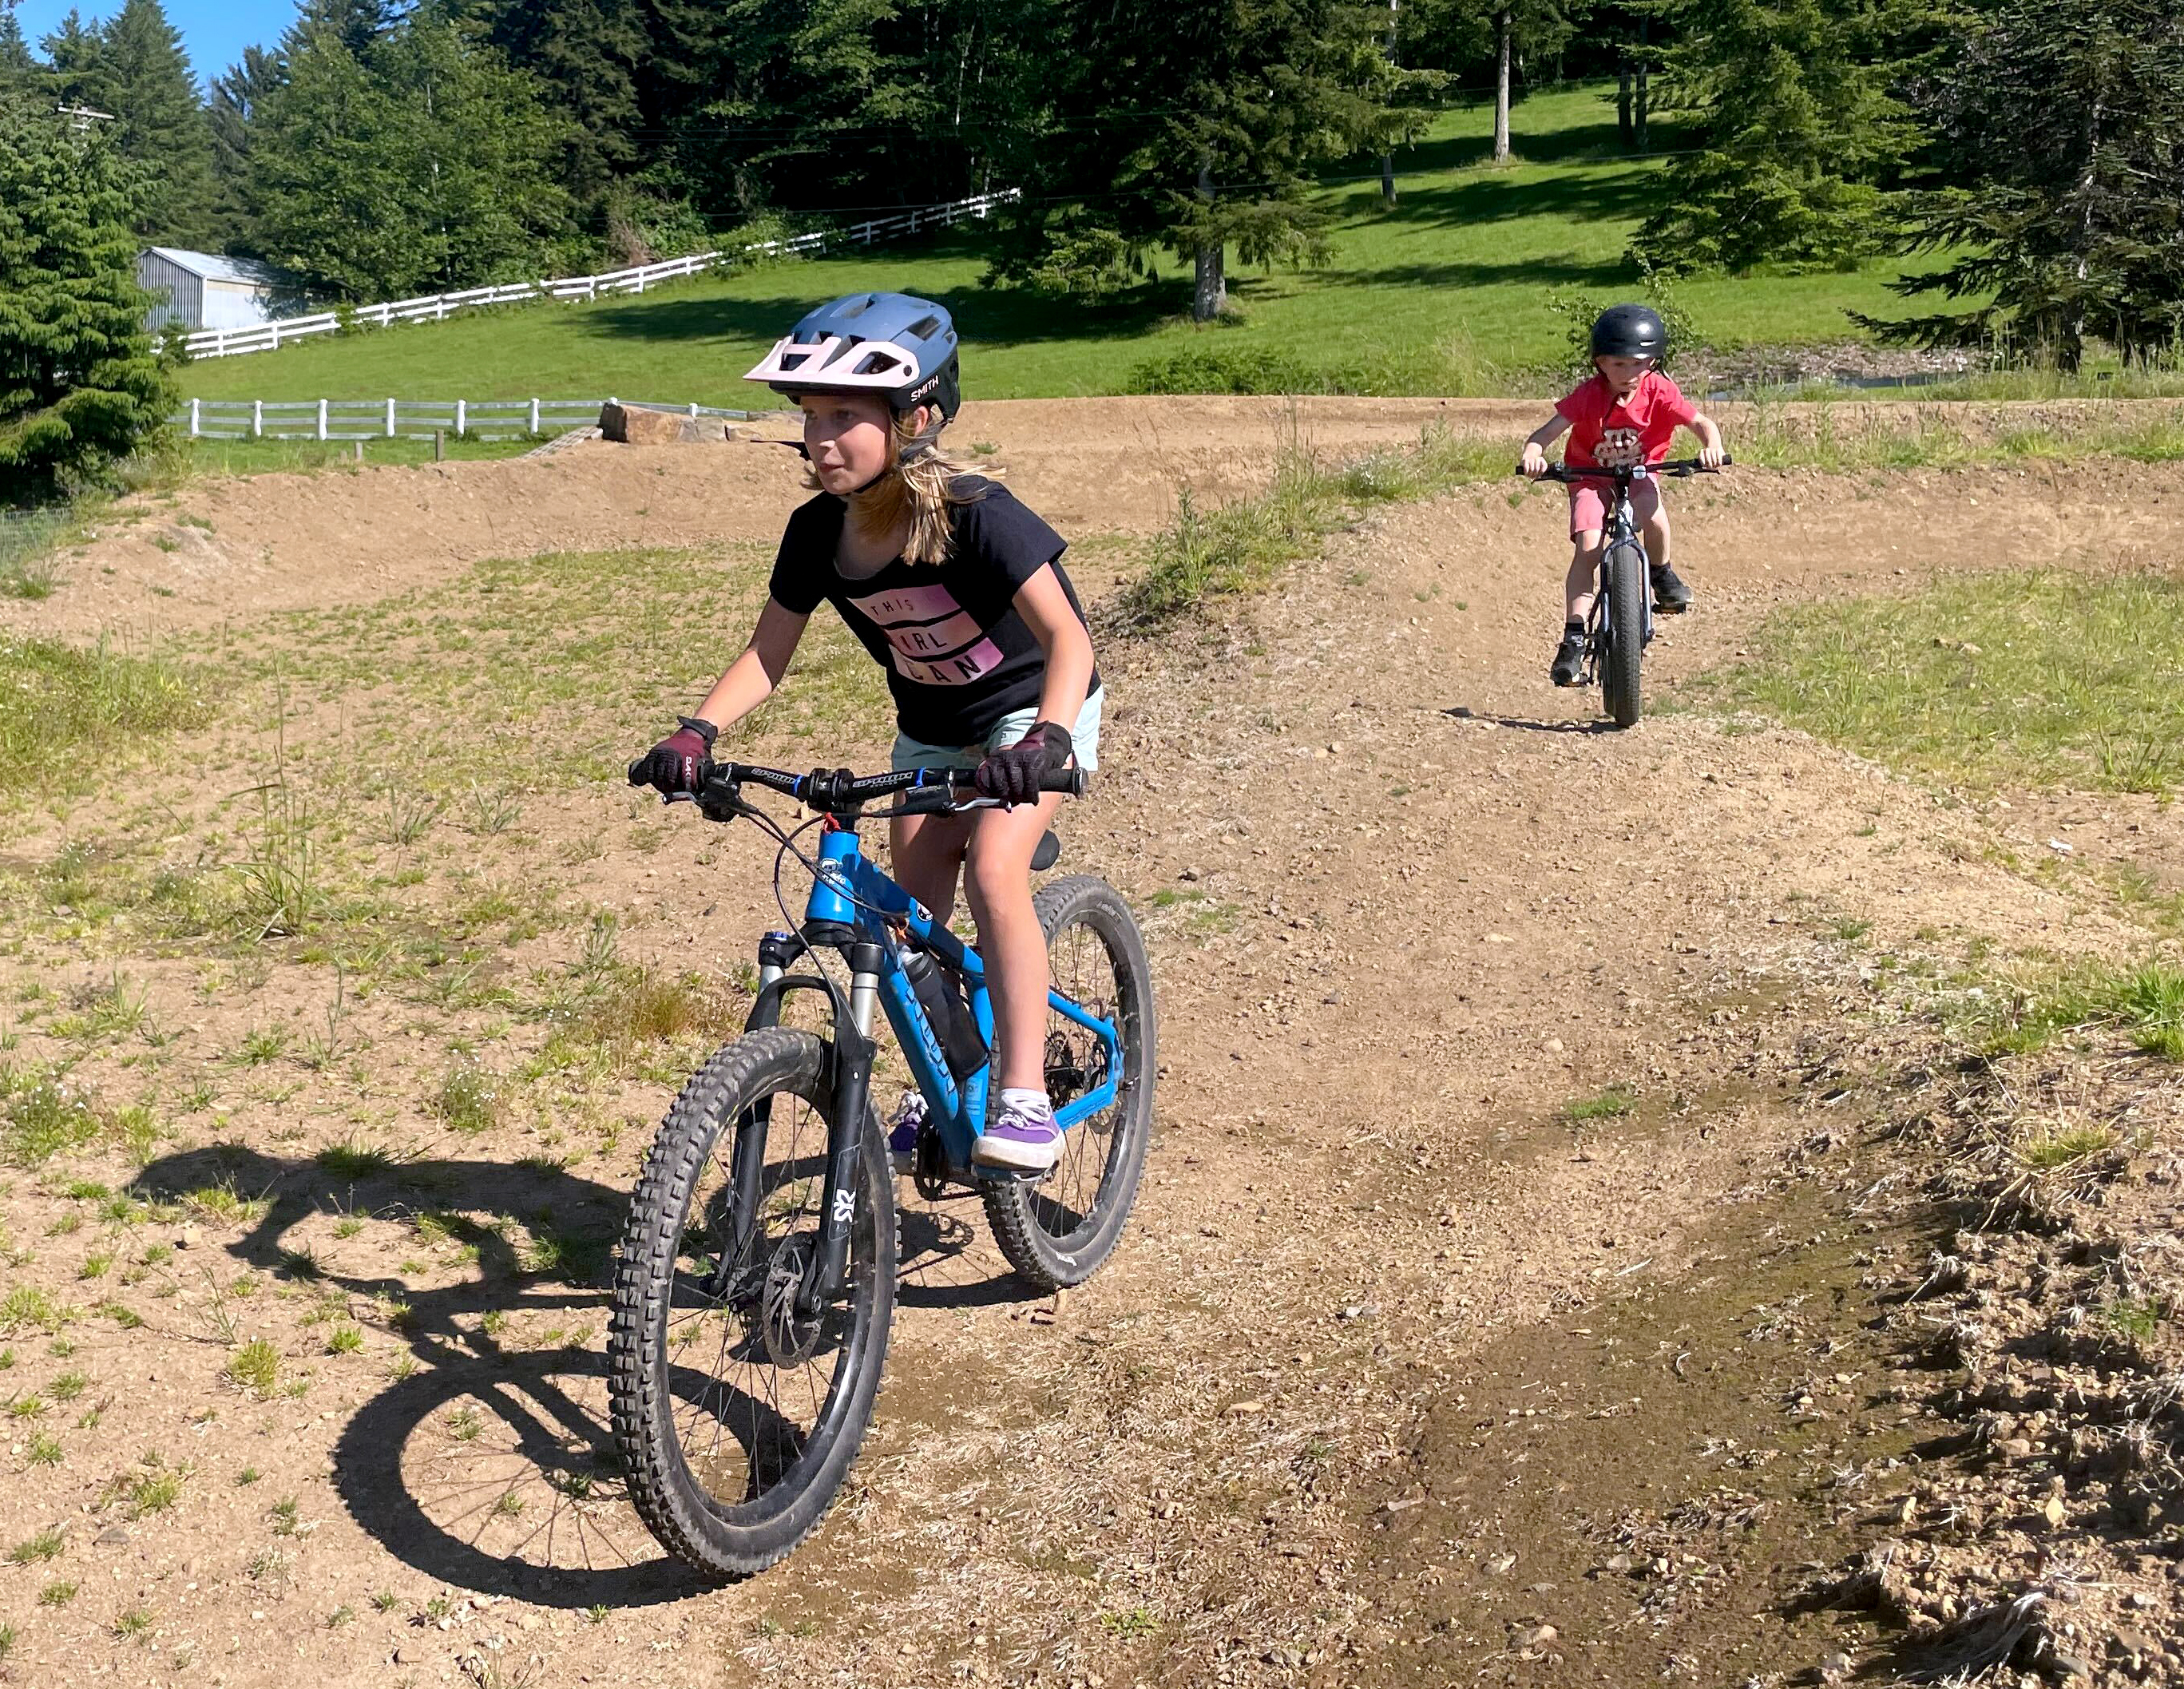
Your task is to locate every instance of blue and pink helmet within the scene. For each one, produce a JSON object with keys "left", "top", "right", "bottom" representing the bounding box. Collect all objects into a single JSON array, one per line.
[{"left": 745, "top": 292, "right": 961, "bottom": 426}]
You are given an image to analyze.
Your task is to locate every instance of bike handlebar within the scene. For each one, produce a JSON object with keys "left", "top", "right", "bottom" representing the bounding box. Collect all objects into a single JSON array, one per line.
[
  {"left": 695, "top": 759, "right": 1086, "bottom": 814},
  {"left": 1526, "top": 454, "right": 1732, "bottom": 484}
]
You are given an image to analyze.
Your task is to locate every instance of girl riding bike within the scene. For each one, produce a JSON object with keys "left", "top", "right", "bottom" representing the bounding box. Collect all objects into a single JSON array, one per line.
[
  {"left": 1520, "top": 303, "right": 1728, "bottom": 687},
  {"left": 628, "top": 291, "right": 1101, "bottom": 1176}
]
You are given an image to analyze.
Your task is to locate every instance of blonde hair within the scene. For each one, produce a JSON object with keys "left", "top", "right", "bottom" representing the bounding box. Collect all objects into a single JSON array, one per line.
[{"left": 816, "top": 412, "right": 980, "bottom": 567}]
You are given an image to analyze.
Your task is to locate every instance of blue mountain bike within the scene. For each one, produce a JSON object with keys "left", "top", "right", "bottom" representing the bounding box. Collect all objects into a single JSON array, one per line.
[
  {"left": 608, "top": 759, "right": 1155, "bottom": 1578},
  {"left": 1535, "top": 456, "right": 1728, "bottom": 728}
]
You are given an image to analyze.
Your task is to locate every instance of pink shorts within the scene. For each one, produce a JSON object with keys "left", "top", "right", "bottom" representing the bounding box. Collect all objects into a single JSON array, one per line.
[{"left": 1568, "top": 474, "right": 1660, "bottom": 539}]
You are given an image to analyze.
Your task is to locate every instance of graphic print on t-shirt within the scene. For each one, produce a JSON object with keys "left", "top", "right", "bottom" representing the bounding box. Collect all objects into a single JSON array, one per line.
[
  {"left": 849, "top": 580, "right": 1005, "bottom": 687},
  {"left": 1595, "top": 426, "right": 1644, "bottom": 470}
]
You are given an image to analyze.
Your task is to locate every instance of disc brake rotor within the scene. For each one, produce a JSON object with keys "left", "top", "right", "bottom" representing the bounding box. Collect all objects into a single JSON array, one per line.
[{"left": 759, "top": 1234, "right": 825, "bottom": 1367}]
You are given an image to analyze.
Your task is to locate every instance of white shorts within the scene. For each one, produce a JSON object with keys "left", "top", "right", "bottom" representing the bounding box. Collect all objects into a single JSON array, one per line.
[{"left": 890, "top": 687, "right": 1104, "bottom": 774}]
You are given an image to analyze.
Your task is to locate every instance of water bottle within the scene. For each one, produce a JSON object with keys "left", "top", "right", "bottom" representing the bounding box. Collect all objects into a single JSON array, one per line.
[{"left": 900, "top": 947, "right": 988, "bottom": 1080}]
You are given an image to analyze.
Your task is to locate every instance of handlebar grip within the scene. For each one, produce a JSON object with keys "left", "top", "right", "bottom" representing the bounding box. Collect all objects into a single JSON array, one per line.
[{"left": 1044, "top": 767, "right": 1089, "bottom": 798}]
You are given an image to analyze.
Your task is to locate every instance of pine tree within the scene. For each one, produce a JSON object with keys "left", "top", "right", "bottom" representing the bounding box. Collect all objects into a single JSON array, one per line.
[
  {"left": 1627, "top": 0, "right": 1928, "bottom": 275},
  {"left": 0, "top": 95, "right": 172, "bottom": 504},
  {"left": 456, "top": 0, "right": 648, "bottom": 224},
  {"left": 42, "top": 10, "right": 118, "bottom": 114},
  {"left": 100, "top": 0, "right": 219, "bottom": 246},
  {"left": 250, "top": 16, "right": 572, "bottom": 299},
  {"left": 285, "top": 0, "right": 402, "bottom": 62},
  {"left": 1861, "top": 0, "right": 2184, "bottom": 368},
  {"left": 989, "top": 0, "right": 1429, "bottom": 321},
  {"left": 0, "top": 4, "right": 36, "bottom": 100},
  {"left": 208, "top": 46, "right": 285, "bottom": 252},
  {"left": 379, "top": 16, "right": 574, "bottom": 289},
  {"left": 248, "top": 23, "right": 415, "bottom": 297}
]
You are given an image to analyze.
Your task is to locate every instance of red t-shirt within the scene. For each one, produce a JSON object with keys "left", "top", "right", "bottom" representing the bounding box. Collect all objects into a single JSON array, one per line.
[{"left": 1555, "top": 370, "right": 1698, "bottom": 471}]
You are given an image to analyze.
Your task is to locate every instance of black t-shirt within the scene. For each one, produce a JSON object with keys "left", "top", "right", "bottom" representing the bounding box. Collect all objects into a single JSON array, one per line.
[{"left": 767, "top": 477, "right": 1101, "bottom": 746}]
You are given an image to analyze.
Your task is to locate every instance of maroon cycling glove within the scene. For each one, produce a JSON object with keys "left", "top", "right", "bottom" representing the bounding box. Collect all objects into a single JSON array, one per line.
[
  {"left": 975, "top": 720, "right": 1073, "bottom": 806},
  {"left": 628, "top": 717, "right": 717, "bottom": 794}
]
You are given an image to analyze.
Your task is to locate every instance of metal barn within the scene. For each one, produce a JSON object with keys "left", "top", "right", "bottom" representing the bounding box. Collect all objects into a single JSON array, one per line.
[{"left": 137, "top": 248, "right": 285, "bottom": 334}]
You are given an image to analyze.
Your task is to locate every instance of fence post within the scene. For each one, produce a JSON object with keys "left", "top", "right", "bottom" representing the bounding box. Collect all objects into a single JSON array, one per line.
[
  {"left": 252, "top": 399, "right": 263, "bottom": 438},
  {"left": 386, "top": 398, "right": 396, "bottom": 438},
  {"left": 529, "top": 397, "right": 540, "bottom": 435},
  {"left": 317, "top": 398, "right": 327, "bottom": 442},
  {"left": 188, "top": 397, "right": 200, "bottom": 438},
  {"left": 688, "top": 402, "right": 699, "bottom": 419},
  {"left": 454, "top": 398, "right": 466, "bottom": 438}
]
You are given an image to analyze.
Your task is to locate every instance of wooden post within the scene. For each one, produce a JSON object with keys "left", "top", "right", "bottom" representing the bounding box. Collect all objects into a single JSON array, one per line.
[
  {"left": 433, "top": 430, "right": 445, "bottom": 463},
  {"left": 354, "top": 441, "right": 363, "bottom": 464}
]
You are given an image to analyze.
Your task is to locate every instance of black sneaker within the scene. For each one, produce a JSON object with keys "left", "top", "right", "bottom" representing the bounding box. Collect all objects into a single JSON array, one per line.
[
  {"left": 1550, "top": 627, "right": 1586, "bottom": 687},
  {"left": 1651, "top": 563, "right": 1693, "bottom": 613}
]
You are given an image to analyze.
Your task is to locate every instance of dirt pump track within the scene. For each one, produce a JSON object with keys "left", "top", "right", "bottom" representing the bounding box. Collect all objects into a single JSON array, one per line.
[{"left": 0, "top": 397, "right": 2181, "bottom": 1688}]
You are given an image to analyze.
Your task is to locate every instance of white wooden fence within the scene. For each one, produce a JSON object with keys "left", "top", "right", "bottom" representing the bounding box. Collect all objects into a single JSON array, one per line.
[
  {"left": 172, "top": 397, "right": 773, "bottom": 442},
  {"left": 181, "top": 188, "right": 1021, "bottom": 362}
]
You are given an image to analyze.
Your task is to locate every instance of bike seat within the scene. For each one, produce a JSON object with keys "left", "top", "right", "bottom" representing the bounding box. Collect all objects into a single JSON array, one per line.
[{"left": 1031, "top": 830, "right": 1060, "bottom": 872}]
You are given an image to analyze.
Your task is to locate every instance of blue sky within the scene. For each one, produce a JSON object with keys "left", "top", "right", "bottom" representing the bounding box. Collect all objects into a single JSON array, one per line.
[{"left": 15, "top": 0, "right": 295, "bottom": 83}]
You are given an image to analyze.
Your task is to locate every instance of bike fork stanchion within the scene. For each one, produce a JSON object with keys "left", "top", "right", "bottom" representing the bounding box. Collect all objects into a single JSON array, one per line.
[{"left": 801, "top": 942, "right": 883, "bottom": 1316}]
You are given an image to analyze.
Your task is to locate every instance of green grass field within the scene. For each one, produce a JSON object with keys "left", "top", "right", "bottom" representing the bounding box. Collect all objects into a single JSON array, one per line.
[{"left": 177, "top": 85, "right": 1935, "bottom": 409}]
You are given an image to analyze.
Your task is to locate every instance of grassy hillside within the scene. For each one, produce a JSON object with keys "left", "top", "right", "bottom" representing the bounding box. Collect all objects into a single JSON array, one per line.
[{"left": 179, "top": 85, "right": 1928, "bottom": 407}]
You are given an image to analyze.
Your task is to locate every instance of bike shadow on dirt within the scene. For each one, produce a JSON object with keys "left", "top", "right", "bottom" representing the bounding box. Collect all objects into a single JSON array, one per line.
[
  {"left": 130, "top": 1141, "right": 1033, "bottom": 1603},
  {"left": 1443, "top": 704, "right": 1621, "bottom": 735}
]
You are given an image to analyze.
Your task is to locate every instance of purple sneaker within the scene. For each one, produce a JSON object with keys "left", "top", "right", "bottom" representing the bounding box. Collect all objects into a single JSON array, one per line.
[
  {"left": 886, "top": 1094, "right": 926, "bottom": 1175},
  {"left": 972, "top": 1108, "right": 1061, "bottom": 1174}
]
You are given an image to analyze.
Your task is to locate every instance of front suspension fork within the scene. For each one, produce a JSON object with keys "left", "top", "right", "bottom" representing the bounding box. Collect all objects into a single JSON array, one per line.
[{"left": 797, "top": 940, "right": 882, "bottom": 1318}]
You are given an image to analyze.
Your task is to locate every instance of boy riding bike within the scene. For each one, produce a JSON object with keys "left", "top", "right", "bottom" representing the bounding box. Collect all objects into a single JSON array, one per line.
[
  {"left": 1520, "top": 303, "right": 1728, "bottom": 687},
  {"left": 628, "top": 291, "right": 1101, "bottom": 1176}
]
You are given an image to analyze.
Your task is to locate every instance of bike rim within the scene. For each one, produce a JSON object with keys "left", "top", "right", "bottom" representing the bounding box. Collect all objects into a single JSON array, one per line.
[
  {"left": 661, "top": 1084, "right": 874, "bottom": 1521},
  {"left": 1033, "top": 914, "right": 1134, "bottom": 1244}
]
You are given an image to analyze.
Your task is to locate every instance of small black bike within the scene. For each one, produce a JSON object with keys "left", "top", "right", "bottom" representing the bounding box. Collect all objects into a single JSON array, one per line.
[{"left": 1533, "top": 456, "right": 1728, "bottom": 728}]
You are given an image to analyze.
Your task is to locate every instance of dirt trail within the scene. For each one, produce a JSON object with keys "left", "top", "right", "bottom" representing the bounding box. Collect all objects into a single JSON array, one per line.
[
  {"left": 0, "top": 424, "right": 2179, "bottom": 1688},
  {"left": 12, "top": 393, "right": 2178, "bottom": 640}
]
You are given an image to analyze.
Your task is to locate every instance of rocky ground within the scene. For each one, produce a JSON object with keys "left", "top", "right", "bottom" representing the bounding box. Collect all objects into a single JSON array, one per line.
[{"left": 0, "top": 401, "right": 2178, "bottom": 1687}]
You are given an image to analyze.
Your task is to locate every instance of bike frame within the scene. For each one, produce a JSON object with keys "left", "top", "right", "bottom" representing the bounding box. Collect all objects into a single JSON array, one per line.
[{"left": 743, "top": 807, "right": 1124, "bottom": 1312}]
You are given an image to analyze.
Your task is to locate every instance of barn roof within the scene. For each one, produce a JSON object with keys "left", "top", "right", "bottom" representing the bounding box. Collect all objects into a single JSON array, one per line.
[{"left": 142, "top": 248, "right": 279, "bottom": 287}]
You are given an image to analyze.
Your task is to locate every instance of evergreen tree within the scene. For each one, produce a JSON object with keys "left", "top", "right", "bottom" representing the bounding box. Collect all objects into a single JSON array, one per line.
[
  {"left": 208, "top": 46, "right": 285, "bottom": 252},
  {"left": 250, "top": 16, "right": 571, "bottom": 299},
  {"left": 1627, "top": 0, "right": 1927, "bottom": 274},
  {"left": 249, "top": 23, "right": 415, "bottom": 296},
  {"left": 0, "top": 4, "right": 36, "bottom": 100},
  {"left": 1860, "top": 0, "right": 2184, "bottom": 367},
  {"left": 42, "top": 10, "right": 118, "bottom": 113},
  {"left": 988, "top": 0, "right": 1429, "bottom": 320},
  {"left": 454, "top": 0, "right": 647, "bottom": 225},
  {"left": 0, "top": 95, "right": 172, "bottom": 503},
  {"left": 101, "top": 0, "right": 219, "bottom": 245},
  {"left": 379, "top": 16, "right": 574, "bottom": 288},
  {"left": 285, "top": 0, "right": 402, "bottom": 62}
]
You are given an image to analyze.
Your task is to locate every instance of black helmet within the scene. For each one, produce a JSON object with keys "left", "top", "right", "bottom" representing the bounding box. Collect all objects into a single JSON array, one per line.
[{"left": 1589, "top": 303, "right": 1668, "bottom": 361}]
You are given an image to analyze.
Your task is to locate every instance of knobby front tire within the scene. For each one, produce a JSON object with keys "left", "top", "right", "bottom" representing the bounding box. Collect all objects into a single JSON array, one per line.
[
  {"left": 983, "top": 875, "right": 1158, "bottom": 1291},
  {"left": 1602, "top": 540, "right": 1647, "bottom": 729},
  {"left": 608, "top": 1028, "right": 896, "bottom": 1579}
]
